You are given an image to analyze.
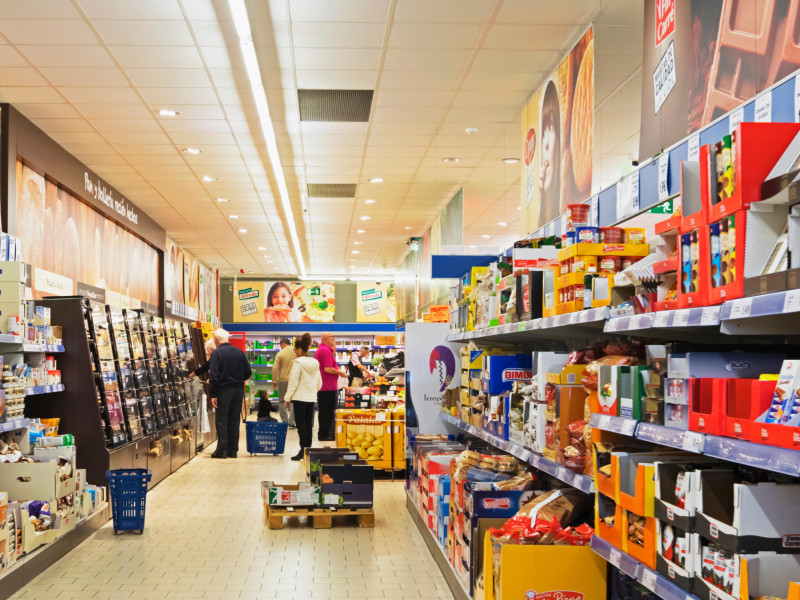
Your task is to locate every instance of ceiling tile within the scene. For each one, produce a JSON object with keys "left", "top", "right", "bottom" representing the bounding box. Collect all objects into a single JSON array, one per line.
[
  {"left": 16, "top": 45, "right": 115, "bottom": 68},
  {"left": 57, "top": 86, "right": 140, "bottom": 104},
  {"left": 289, "top": 0, "right": 390, "bottom": 23},
  {"left": 291, "top": 22, "right": 385, "bottom": 49},
  {"left": 93, "top": 20, "right": 194, "bottom": 46},
  {"left": 0, "top": 67, "right": 48, "bottom": 86},
  {"left": 0, "top": 86, "right": 64, "bottom": 103},
  {"left": 126, "top": 68, "right": 212, "bottom": 88},
  {"left": 110, "top": 45, "right": 204, "bottom": 68}
]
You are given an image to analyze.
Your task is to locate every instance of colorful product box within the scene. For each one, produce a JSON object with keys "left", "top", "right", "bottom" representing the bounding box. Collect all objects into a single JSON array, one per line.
[{"left": 481, "top": 353, "right": 533, "bottom": 395}]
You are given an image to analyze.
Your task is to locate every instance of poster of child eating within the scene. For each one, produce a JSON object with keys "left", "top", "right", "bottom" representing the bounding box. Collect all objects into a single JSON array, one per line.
[{"left": 233, "top": 280, "right": 335, "bottom": 323}]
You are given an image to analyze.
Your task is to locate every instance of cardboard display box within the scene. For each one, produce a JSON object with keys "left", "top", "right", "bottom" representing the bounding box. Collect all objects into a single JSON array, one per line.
[{"left": 261, "top": 481, "right": 321, "bottom": 506}]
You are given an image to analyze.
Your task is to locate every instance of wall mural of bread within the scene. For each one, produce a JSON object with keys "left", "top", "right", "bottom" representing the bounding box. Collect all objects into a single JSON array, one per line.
[
  {"left": 521, "top": 27, "right": 594, "bottom": 233},
  {"left": 15, "top": 160, "right": 160, "bottom": 306}
]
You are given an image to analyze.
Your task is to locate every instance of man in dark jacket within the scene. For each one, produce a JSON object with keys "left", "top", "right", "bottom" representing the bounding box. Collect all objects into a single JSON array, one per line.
[{"left": 209, "top": 329, "right": 252, "bottom": 458}]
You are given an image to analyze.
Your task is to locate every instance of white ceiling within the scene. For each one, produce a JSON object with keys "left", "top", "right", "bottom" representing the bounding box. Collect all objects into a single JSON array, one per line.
[{"left": 0, "top": 0, "right": 643, "bottom": 278}]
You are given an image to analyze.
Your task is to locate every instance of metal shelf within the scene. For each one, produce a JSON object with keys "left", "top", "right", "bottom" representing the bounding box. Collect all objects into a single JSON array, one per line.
[
  {"left": 24, "top": 384, "right": 66, "bottom": 396},
  {"left": 0, "top": 418, "right": 30, "bottom": 434},
  {"left": 440, "top": 413, "right": 595, "bottom": 493}
]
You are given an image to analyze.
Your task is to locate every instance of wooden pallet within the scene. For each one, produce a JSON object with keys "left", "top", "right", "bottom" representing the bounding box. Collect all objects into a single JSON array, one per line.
[{"left": 264, "top": 504, "right": 375, "bottom": 530}]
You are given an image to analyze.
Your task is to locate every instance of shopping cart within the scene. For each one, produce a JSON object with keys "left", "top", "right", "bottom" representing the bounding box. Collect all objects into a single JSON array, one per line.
[
  {"left": 106, "top": 469, "right": 152, "bottom": 535},
  {"left": 245, "top": 421, "right": 289, "bottom": 455}
]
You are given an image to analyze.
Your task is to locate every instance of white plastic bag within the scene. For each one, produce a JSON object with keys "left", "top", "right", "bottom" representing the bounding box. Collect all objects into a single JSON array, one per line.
[{"left": 199, "top": 393, "right": 211, "bottom": 434}]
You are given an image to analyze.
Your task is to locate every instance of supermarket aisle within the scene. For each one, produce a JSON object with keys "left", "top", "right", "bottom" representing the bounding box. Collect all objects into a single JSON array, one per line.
[{"left": 10, "top": 425, "right": 454, "bottom": 600}]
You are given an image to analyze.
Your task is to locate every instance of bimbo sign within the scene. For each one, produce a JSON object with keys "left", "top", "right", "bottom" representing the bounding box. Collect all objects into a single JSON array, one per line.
[{"left": 502, "top": 368, "right": 533, "bottom": 381}]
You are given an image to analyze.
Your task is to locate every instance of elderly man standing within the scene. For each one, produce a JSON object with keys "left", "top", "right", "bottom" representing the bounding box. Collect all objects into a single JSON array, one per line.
[
  {"left": 209, "top": 328, "right": 252, "bottom": 459},
  {"left": 315, "top": 332, "right": 346, "bottom": 441},
  {"left": 273, "top": 337, "right": 297, "bottom": 427}
]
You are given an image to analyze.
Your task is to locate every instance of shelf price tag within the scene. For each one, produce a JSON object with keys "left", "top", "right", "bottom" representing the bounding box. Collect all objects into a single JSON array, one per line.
[
  {"left": 609, "top": 548, "right": 622, "bottom": 568},
  {"left": 653, "top": 311, "right": 670, "bottom": 328},
  {"left": 700, "top": 306, "right": 720, "bottom": 326},
  {"left": 658, "top": 153, "right": 670, "bottom": 201},
  {"left": 755, "top": 91, "right": 772, "bottom": 123},
  {"left": 560, "top": 212, "right": 568, "bottom": 235},
  {"left": 545, "top": 221, "right": 554, "bottom": 238},
  {"left": 630, "top": 171, "right": 640, "bottom": 215},
  {"left": 673, "top": 309, "right": 690, "bottom": 327},
  {"left": 783, "top": 290, "right": 800, "bottom": 314},
  {"left": 591, "top": 196, "right": 599, "bottom": 227},
  {"left": 621, "top": 420, "right": 637, "bottom": 436},
  {"left": 556, "top": 466, "right": 570, "bottom": 482},
  {"left": 606, "top": 318, "right": 619, "bottom": 332},
  {"left": 641, "top": 569, "right": 658, "bottom": 592},
  {"left": 729, "top": 107, "right": 744, "bottom": 134},
  {"left": 729, "top": 298, "right": 753, "bottom": 320},
  {"left": 682, "top": 431, "right": 705, "bottom": 453},
  {"left": 688, "top": 134, "right": 700, "bottom": 162},
  {"left": 598, "top": 415, "right": 612, "bottom": 430}
]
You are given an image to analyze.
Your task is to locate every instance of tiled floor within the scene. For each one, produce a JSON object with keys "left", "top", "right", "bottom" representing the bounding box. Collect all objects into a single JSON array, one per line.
[{"left": 10, "top": 423, "right": 454, "bottom": 600}]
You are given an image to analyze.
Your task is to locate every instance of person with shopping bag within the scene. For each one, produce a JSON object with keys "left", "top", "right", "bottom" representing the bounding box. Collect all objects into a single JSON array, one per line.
[{"left": 284, "top": 333, "right": 322, "bottom": 461}]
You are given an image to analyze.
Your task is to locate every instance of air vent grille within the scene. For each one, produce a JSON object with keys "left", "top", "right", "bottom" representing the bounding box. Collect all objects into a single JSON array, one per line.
[
  {"left": 298, "top": 89, "right": 373, "bottom": 122},
  {"left": 307, "top": 183, "right": 358, "bottom": 198}
]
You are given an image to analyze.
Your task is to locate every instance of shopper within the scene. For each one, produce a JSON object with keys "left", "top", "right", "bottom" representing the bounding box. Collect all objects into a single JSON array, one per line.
[
  {"left": 189, "top": 338, "right": 217, "bottom": 378},
  {"left": 316, "top": 332, "right": 346, "bottom": 441},
  {"left": 272, "top": 337, "right": 297, "bottom": 427},
  {"left": 208, "top": 329, "right": 252, "bottom": 459},
  {"left": 255, "top": 390, "right": 277, "bottom": 422},
  {"left": 284, "top": 333, "right": 321, "bottom": 460},
  {"left": 348, "top": 346, "right": 373, "bottom": 387}
]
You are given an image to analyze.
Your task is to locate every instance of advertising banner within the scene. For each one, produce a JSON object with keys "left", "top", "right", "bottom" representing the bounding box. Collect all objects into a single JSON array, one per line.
[
  {"left": 232, "top": 280, "right": 335, "bottom": 323},
  {"left": 405, "top": 323, "right": 461, "bottom": 435},
  {"left": 640, "top": 0, "right": 800, "bottom": 159},
  {"left": 356, "top": 282, "right": 396, "bottom": 323},
  {"left": 521, "top": 27, "right": 594, "bottom": 232},
  {"left": 16, "top": 161, "right": 160, "bottom": 306}
]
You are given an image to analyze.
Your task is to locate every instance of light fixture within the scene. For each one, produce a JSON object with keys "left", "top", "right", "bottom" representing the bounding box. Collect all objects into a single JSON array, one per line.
[
  {"left": 365, "top": 199, "right": 376, "bottom": 204},
  {"left": 502, "top": 157, "right": 520, "bottom": 164},
  {"left": 238, "top": 228, "right": 247, "bottom": 233},
  {"left": 442, "top": 157, "right": 460, "bottom": 163},
  {"left": 258, "top": 246, "right": 266, "bottom": 251},
  {"left": 498, "top": 221, "right": 508, "bottom": 227},
  {"left": 266, "top": 260, "right": 274, "bottom": 264},
  {"left": 229, "top": 0, "right": 307, "bottom": 278},
  {"left": 263, "top": 254, "right": 270, "bottom": 259},
  {"left": 352, "top": 250, "right": 360, "bottom": 255},
  {"left": 217, "top": 197, "right": 229, "bottom": 203},
  {"left": 465, "top": 127, "right": 479, "bottom": 135},
  {"left": 158, "top": 109, "right": 179, "bottom": 117},
  {"left": 369, "top": 177, "right": 383, "bottom": 183},
  {"left": 468, "top": 245, "right": 477, "bottom": 249},
  {"left": 360, "top": 216, "right": 371, "bottom": 221},
  {"left": 354, "top": 241, "right": 363, "bottom": 245},
  {"left": 357, "top": 229, "right": 366, "bottom": 234},
  {"left": 404, "top": 226, "right": 412, "bottom": 231},
  {"left": 183, "top": 147, "right": 201, "bottom": 155},
  {"left": 481, "top": 234, "right": 491, "bottom": 239},
  {"left": 202, "top": 175, "right": 216, "bottom": 182},
  {"left": 229, "top": 215, "right": 239, "bottom": 219},
  {"left": 517, "top": 206, "right": 521, "bottom": 210}
]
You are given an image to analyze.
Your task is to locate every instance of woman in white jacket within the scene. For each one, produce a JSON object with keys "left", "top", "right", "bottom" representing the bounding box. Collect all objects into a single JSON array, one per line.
[{"left": 284, "top": 333, "right": 322, "bottom": 460}]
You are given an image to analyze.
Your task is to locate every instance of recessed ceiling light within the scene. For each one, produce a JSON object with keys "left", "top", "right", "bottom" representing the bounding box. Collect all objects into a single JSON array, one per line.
[
  {"left": 502, "top": 157, "right": 520, "bottom": 164},
  {"left": 352, "top": 250, "right": 360, "bottom": 255},
  {"left": 202, "top": 175, "right": 216, "bottom": 182},
  {"left": 217, "top": 197, "right": 229, "bottom": 203},
  {"left": 481, "top": 234, "right": 491, "bottom": 239},
  {"left": 263, "top": 254, "right": 270, "bottom": 259},
  {"left": 360, "top": 216, "right": 371, "bottom": 221},
  {"left": 517, "top": 206, "right": 521, "bottom": 210},
  {"left": 158, "top": 109, "right": 178, "bottom": 117},
  {"left": 357, "top": 229, "right": 366, "bottom": 234},
  {"left": 468, "top": 245, "right": 477, "bottom": 249},
  {"left": 465, "top": 127, "right": 479, "bottom": 135},
  {"left": 229, "top": 215, "right": 239, "bottom": 219},
  {"left": 404, "top": 226, "right": 412, "bottom": 231},
  {"left": 369, "top": 177, "right": 383, "bottom": 183},
  {"left": 365, "top": 199, "right": 376, "bottom": 204},
  {"left": 238, "top": 228, "right": 247, "bottom": 233},
  {"left": 183, "top": 147, "right": 201, "bottom": 155},
  {"left": 442, "top": 157, "right": 460, "bottom": 163},
  {"left": 497, "top": 221, "right": 508, "bottom": 227},
  {"left": 258, "top": 246, "right": 266, "bottom": 251},
  {"left": 266, "top": 260, "right": 274, "bottom": 264},
  {"left": 354, "top": 241, "right": 363, "bottom": 245}
]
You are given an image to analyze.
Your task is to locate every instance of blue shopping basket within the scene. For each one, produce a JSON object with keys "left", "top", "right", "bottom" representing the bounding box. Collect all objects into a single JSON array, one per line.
[
  {"left": 246, "top": 421, "right": 289, "bottom": 455},
  {"left": 106, "top": 469, "right": 152, "bottom": 535}
]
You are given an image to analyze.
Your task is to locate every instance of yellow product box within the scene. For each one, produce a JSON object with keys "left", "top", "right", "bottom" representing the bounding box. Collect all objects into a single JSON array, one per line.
[
  {"left": 545, "top": 364, "right": 586, "bottom": 386},
  {"left": 484, "top": 535, "right": 607, "bottom": 600},
  {"left": 389, "top": 408, "right": 406, "bottom": 468},
  {"left": 558, "top": 242, "right": 650, "bottom": 261},
  {"left": 554, "top": 300, "right": 581, "bottom": 315},
  {"left": 335, "top": 409, "right": 392, "bottom": 469}
]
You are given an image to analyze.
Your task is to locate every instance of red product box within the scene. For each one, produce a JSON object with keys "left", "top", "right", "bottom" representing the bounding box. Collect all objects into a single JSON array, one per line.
[
  {"left": 749, "top": 419, "right": 800, "bottom": 450},
  {"left": 677, "top": 226, "right": 711, "bottom": 309},
  {"left": 708, "top": 209, "right": 745, "bottom": 306},
  {"left": 688, "top": 378, "right": 727, "bottom": 436},
  {"left": 723, "top": 379, "right": 776, "bottom": 441},
  {"left": 705, "top": 122, "right": 800, "bottom": 223}
]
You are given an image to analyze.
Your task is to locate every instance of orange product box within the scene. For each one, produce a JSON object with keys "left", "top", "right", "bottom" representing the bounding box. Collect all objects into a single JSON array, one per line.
[
  {"left": 595, "top": 493, "right": 624, "bottom": 552},
  {"left": 623, "top": 509, "right": 656, "bottom": 569}
]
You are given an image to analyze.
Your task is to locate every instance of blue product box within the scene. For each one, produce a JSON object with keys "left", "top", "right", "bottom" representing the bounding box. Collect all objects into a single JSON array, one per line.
[{"left": 481, "top": 353, "right": 533, "bottom": 395}]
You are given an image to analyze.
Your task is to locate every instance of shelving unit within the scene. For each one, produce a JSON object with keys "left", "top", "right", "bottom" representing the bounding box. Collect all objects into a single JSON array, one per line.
[{"left": 440, "top": 413, "right": 595, "bottom": 493}]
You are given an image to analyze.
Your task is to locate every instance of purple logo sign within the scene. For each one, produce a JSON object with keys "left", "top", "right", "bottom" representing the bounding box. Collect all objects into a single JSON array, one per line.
[{"left": 429, "top": 345, "right": 456, "bottom": 393}]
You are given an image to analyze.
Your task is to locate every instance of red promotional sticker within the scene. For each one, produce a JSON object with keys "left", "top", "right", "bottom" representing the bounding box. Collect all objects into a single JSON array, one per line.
[
  {"left": 525, "top": 128, "right": 536, "bottom": 166},
  {"left": 525, "top": 592, "right": 584, "bottom": 600},
  {"left": 655, "top": 0, "right": 675, "bottom": 46}
]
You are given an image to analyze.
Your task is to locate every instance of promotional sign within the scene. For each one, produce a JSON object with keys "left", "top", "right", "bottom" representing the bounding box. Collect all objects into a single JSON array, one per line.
[
  {"left": 232, "top": 280, "right": 335, "bottom": 323},
  {"left": 405, "top": 323, "right": 460, "bottom": 435},
  {"left": 640, "top": 0, "right": 800, "bottom": 158},
  {"left": 16, "top": 161, "right": 160, "bottom": 306},
  {"left": 521, "top": 27, "right": 594, "bottom": 232},
  {"left": 356, "top": 282, "right": 396, "bottom": 323}
]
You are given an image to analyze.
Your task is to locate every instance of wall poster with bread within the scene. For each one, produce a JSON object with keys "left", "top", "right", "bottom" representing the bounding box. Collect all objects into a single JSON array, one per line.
[
  {"left": 232, "top": 280, "right": 335, "bottom": 323},
  {"left": 521, "top": 26, "right": 594, "bottom": 234},
  {"left": 15, "top": 160, "right": 160, "bottom": 306}
]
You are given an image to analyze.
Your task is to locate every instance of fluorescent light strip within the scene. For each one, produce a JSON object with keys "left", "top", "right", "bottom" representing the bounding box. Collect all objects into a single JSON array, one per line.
[
  {"left": 228, "top": 0, "right": 307, "bottom": 279},
  {"left": 306, "top": 275, "right": 397, "bottom": 282}
]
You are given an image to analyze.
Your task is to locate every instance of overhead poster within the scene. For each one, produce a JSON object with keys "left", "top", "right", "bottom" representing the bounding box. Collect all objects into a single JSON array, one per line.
[
  {"left": 640, "top": 0, "right": 800, "bottom": 158},
  {"left": 16, "top": 161, "right": 160, "bottom": 306},
  {"left": 356, "top": 282, "right": 396, "bottom": 323},
  {"left": 232, "top": 280, "right": 335, "bottom": 323},
  {"left": 521, "top": 27, "right": 594, "bottom": 232}
]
